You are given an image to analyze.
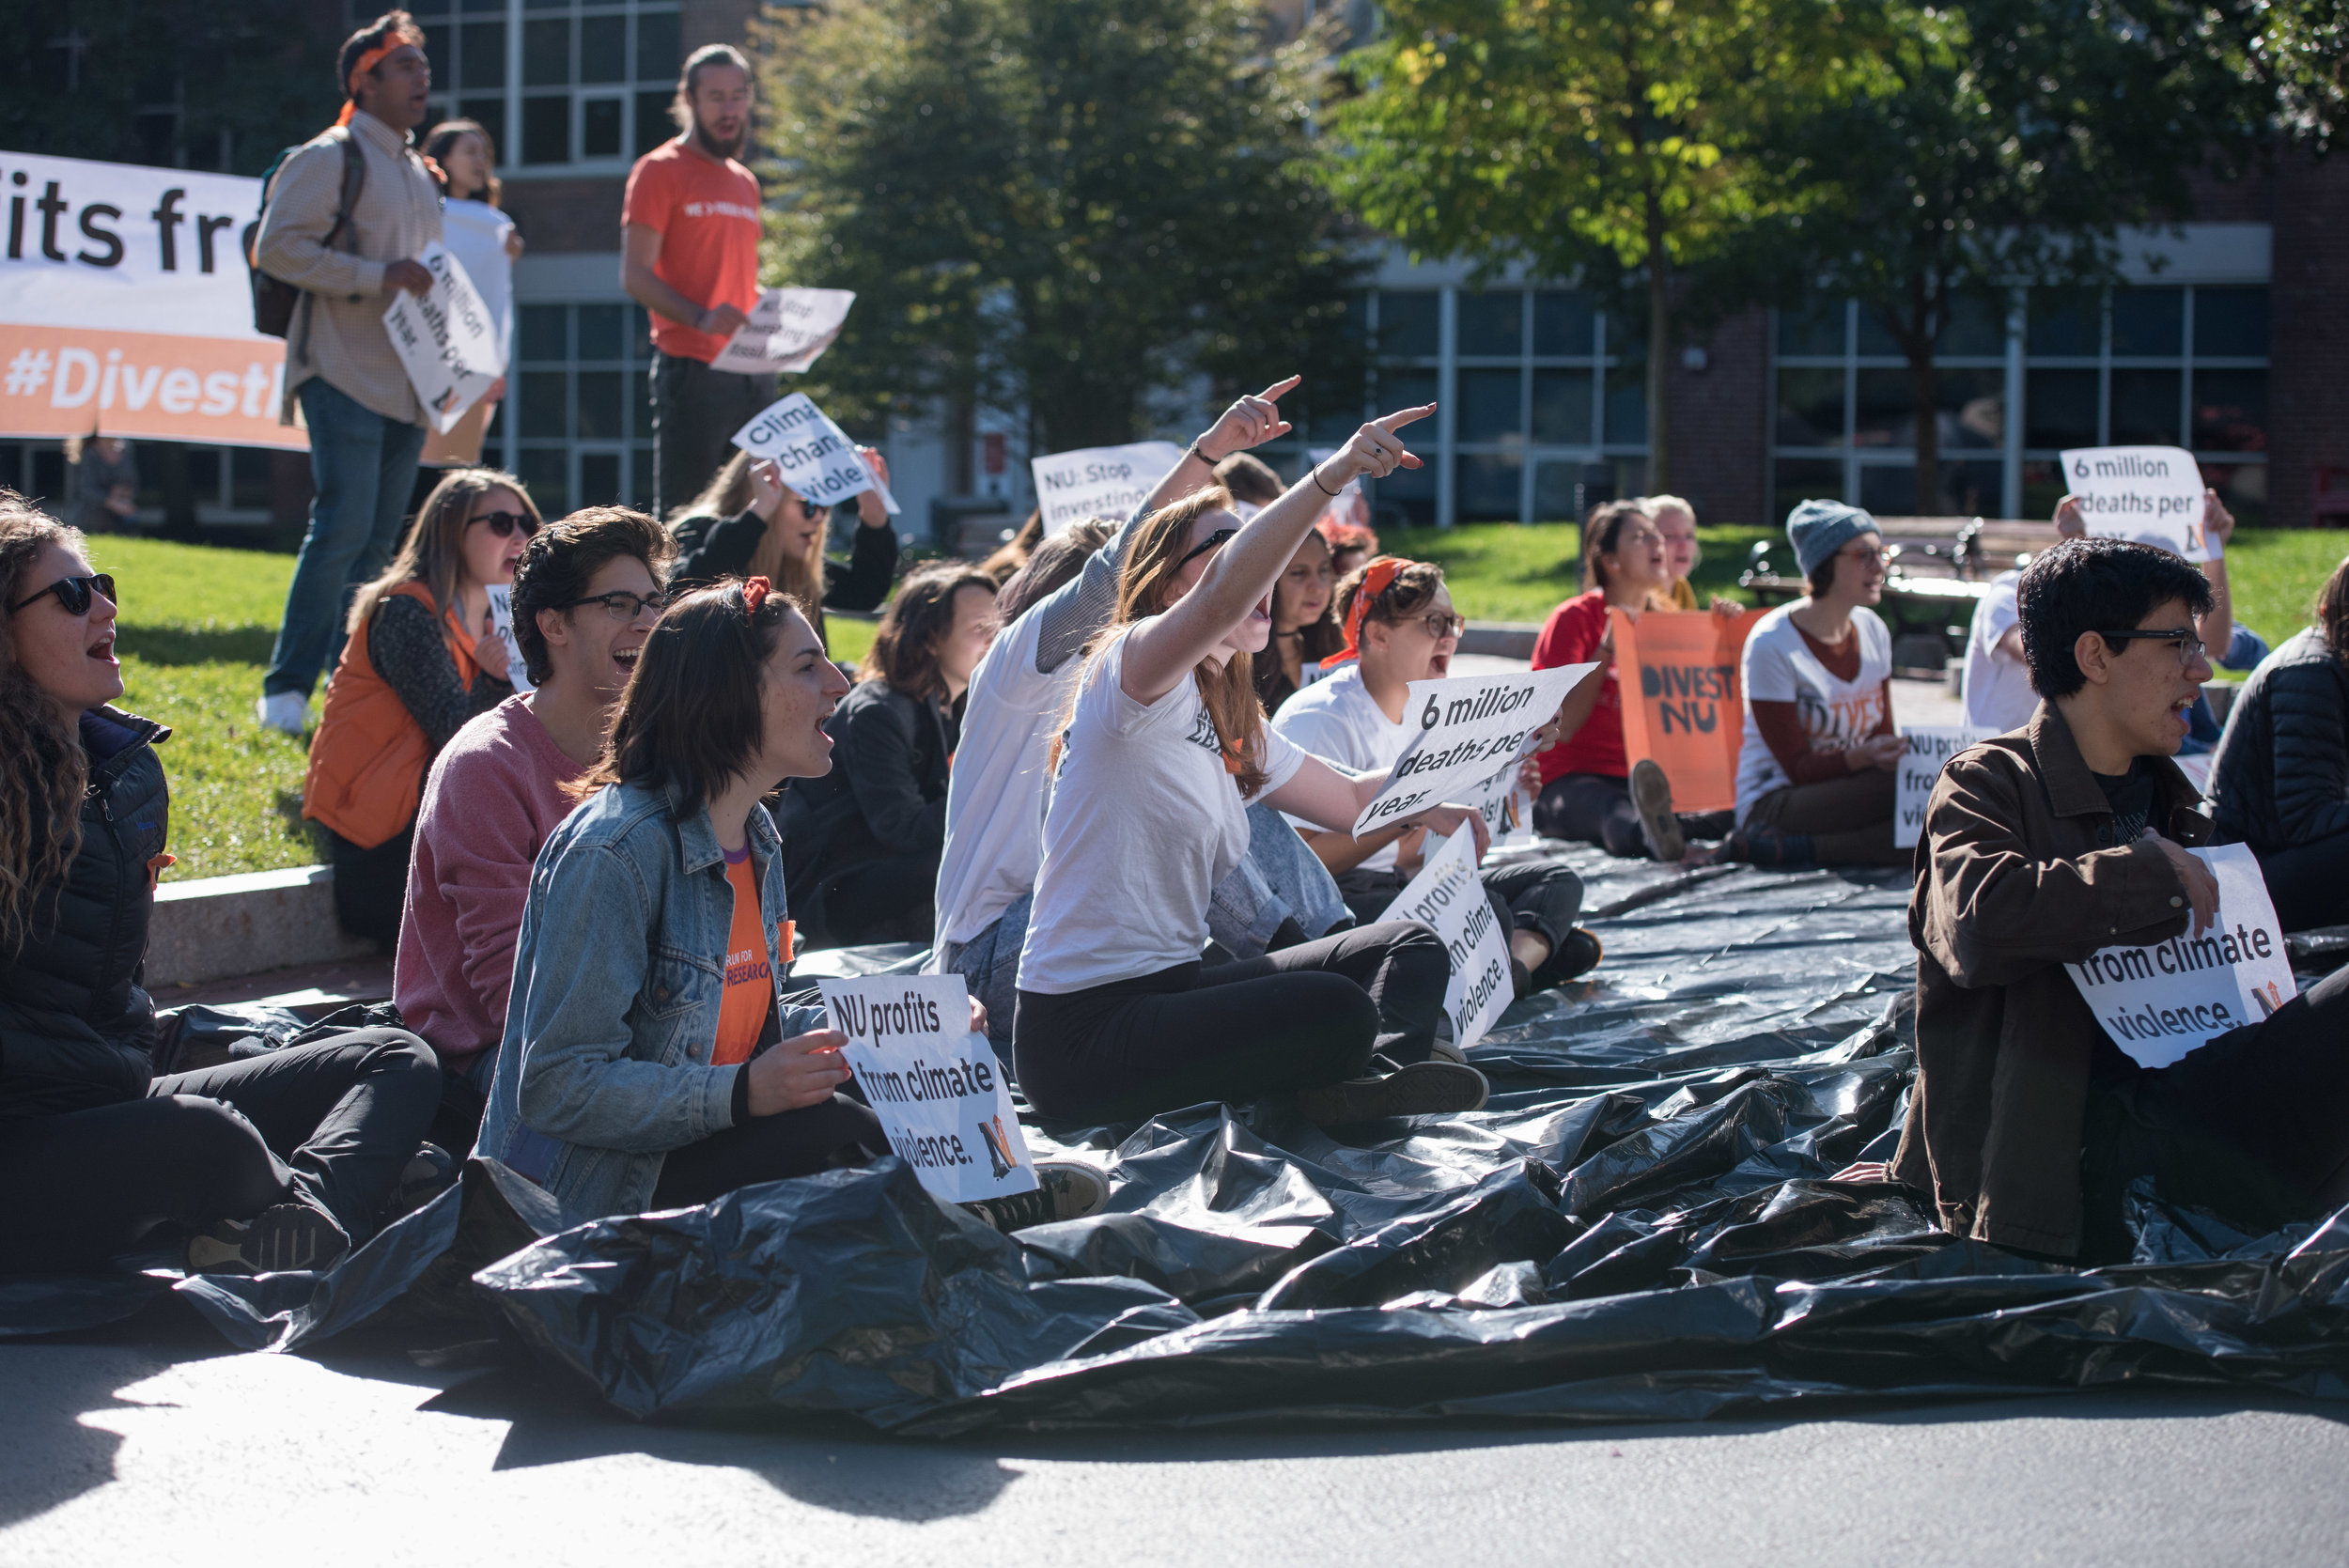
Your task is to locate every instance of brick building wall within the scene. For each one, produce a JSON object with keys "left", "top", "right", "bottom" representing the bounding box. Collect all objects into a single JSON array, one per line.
[{"left": 2264, "top": 155, "right": 2349, "bottom": 528}]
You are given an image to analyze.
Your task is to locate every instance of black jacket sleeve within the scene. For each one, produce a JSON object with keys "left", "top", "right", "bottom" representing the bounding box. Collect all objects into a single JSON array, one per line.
[
  {"left": 2268, "top": 660, "right": 2349, "bottom": 847},
  {"left": 667, "top": 507, "right": 768, "bottom": 590},
  {"left": 821, "top": 520, "right": 898, "bottom": 613},
  {"left": 839, "top": 689, "right": 947, "bottom": 855}
]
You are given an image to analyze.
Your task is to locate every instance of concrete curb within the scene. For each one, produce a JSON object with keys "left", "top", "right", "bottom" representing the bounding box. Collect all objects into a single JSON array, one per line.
[
  {"left": 1460, "top": 621, "right": 1540, "bottom": 660},
  {"left": 148, "top": 864, "right": 376, "bottom": 988}
]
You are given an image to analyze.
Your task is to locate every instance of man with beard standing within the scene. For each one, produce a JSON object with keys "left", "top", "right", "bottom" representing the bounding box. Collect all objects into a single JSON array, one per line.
[{"left": 621, "top": 44, "right": 770, "bottom": 516}]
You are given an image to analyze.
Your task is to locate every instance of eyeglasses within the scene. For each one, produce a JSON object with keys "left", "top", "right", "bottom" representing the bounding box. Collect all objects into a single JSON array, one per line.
[
  {"left": 557, "top": 590, "right": 671, "bottom": 621},
  {"left": 2098, "top": 627, "right": 2206, "bottom": 663},
  {"left": 1176, "top": 527, "right": 1239, "bottom": 568},
  {"left": 10, "top": 572, "right": 116, "bottom": 615},
  {"left": 1412, "top": 612, "right": 1466, "bottom": 640},
  {"left": 467, "top": 508, "right": 537, "bottom": 538}
]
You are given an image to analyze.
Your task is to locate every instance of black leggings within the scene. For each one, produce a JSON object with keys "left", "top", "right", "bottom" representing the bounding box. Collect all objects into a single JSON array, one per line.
[
  {"left": 328, "top": 825, "right": 412, "bottom": 947},
  {"left": 650, "top": 1092, "right": 888, "bottom": 1208},
  {"left": 1334, "top": 855, "right": 1586, "bottom": 949},
  {"left": 2255, "top": 831, "right": 2349, "bottom": 934},
  {"left": 1534, "top": 771, "right": 1733, "bottom": 859},
  {"left": 0, "top": 1029, "right": 440, "bottom": 1273},
  {"left": 1013, "top": 921, "right": 1448, "bottom": 1126},
  {"left": 817, "top": 852, "right": 940, "bottom": 947}
]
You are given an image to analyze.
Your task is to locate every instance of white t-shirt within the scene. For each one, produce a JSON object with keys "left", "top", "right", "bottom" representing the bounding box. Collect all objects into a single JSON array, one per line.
[
  {"left": 1271, "top": 664, "right": 1408, "bottom": 870},
  {"left": 1018, "top": 626, "right": 1307, "bottom": 994},
  {"left": 932, "top": 609, "right": 1074, "bottom": 947},
  {"left": 1734, "top": 602, "right": 1894, "bottom": 822},
  {"left": 1961, "top": 570, "right": 2037, "bottom": 734},
  {"left": 441, "top": 198, "right": 515, "bottom": 361}
]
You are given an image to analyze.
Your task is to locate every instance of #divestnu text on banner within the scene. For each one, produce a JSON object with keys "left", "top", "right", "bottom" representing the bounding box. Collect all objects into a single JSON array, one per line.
[
  {"left": 2059, "top": 445, "right": 2217, "bottom": 562},
  {"left": 817, "top": 974, "right": 1036, "bottom": 1203},
  {"left": 709, "top": 287, "right": 855, "bottom": 375},
  {"left": 1351, "top": 664, "right": 1596, "bottom": 838},
  {"left": 2064, "top": 843, "right": 2297, "bottom": 1069},
  {"left": 382, "top": 241, "right": 504, "bottom": 435},
  {"left": 731, "top": 392, "right": 900, "bottom": 514},
  {"left": 1894, "top": 725, "right": 1997, "bottom": 848},
  {"left": 484, "top": 583, "right": 533, "bottom": 694},
  {"left": 0, "top": 150, "right": 299, "bottom": 450},
  {"left": 1612, "top": 607, "right": 1764, "bottom": 815},
  {"left": 1376, "top": 823, "right": 1515, "bottom": 1054},
  {"left": 1030, "top": 442, "right": 1186, "bottom": 536}
]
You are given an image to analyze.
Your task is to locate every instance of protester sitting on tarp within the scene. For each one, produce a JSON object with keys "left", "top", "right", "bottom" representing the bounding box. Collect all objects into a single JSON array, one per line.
[
  {"left": 0, "top": 495, "right": 444, "bottom": 1275},
  {"left": 1014, "top": 408, "right": 1495, "bottom": 1130},
  {"left": 1644, "top": 493, "right": 1709, "bottom": 613},
  {"left": 1253, "top": 516, "right": 1341, "bottom": 715},
  {"left": 1274, "top": 556, "right": 1599, "bottom": 1003},
  {"left": 780, "top": 565, "right": 998, "bottom": 949},
  {"left": 665, "top": 448, "right": 896, "bottom": 656},
  {"left": 396, "top": 506, "right": 673, "bottom": 1150},
  {"left": 1889, "top": 536, "right": 2349, "bottom": 1264},
  {"left": 303, "top": 469, "right": 535, "bottom": 944},
  {"left": 935, "top": 384, "right": 1348, "bottom": 1052},
  {"left": 474, "top": 575, "right": 1105, "bottom": 1231},
  {"left": 1317, "top": 515, "right": 1377, "bottom": 582},
  {"left": 2209, "top": 553, "right": 2349, "bottom": 933},
  {"left": 1724, "top": 501, "right": 1906, "bottom": 867},
  {"left": 1213, "top": 452, "right": 1285, "bottom": 513},
  {"left": 977, "top": 509, "right": 1043, "bottom": 584},
  {"left": 1531, "top": 500, "right": 1730, "bottom": 861}
]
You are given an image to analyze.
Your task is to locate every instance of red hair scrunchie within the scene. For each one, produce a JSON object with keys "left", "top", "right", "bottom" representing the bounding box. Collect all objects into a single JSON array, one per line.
[
  {"left": 1318, "top": 555, "right": 1407, "bottom": 671},
  {"left": 741, "top": 575, "right": 772, "bottom": 613}
]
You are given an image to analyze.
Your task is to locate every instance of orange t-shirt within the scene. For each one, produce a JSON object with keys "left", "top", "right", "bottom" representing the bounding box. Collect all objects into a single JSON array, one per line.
[
  {"left": 712, "top": 848, "right": 772, "bottom": 1066},
  {"left": 620, "top": 140, "right": 763, "bottom": 364}
]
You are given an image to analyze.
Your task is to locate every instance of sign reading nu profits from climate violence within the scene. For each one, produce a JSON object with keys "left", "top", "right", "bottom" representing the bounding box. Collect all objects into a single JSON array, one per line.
[
  {"left": 1612, "top": 608, "right": 1765, "bottom": 815},
  {"left": 1377, "top": 823, "right": 1514, "bottom": 1054},
  {"left": 2060, "top": 444, "right": 2217, "bottom": 562},
  {"left": 0, "top": 151, "right": 299, "bottom": 450},
  {"left": 1894, "top": 725, "right": 1998, "bottom": 848},
  {"left": 1030, "top": 441, "right": 1186, "bottom": 536},
  {"left": 2063, "top": 844, "right": 2297, "bottom": 1069},
  {"left": 1350, "top": 664, "right": 1596, "bottom": 839},
  {"left": 817, "top": 974, "right": 1036, "bottom": 1203},
  {"left": 731, "top": 392, "right": 900, "bottom": 514}
]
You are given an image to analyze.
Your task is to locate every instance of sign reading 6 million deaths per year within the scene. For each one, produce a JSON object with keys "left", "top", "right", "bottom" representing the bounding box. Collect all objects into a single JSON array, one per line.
[
  {"left": 817, "top": 974, "right": 1037, "bottom": 1203},
  {"left": 0, "top": 151, "right": 301, "bottom": 450},
  {"left": 1611, "top": 607, "right": 1765, "bottom": 815}
]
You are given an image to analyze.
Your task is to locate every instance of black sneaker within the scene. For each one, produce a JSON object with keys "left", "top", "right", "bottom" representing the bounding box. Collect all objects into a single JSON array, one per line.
[
  {"left": 963, "top": 1159, "right": 1111, "bottom": 1233},
  {"left": 1722, "top": 828, "right": 1815, "bottom": 867},
  {"left": 1629, "top": 759, "right": 1686, "bottom": 862},
  {"left": 1530, "top": 926, "right": 1604, "bottom": 990},
  {"left": 1296, "top": 1060, "right": 1490, "bottom": 1126},
  {"left": 387, "top": 1142, "right": 459, "bottom": 1221},
  {"left": 185, "top": 1201, "right": 350, "bottom": 1276}
]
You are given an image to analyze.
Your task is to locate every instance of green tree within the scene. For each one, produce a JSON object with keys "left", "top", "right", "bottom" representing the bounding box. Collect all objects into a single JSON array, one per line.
[
  {"left": 754, "top": 0, "right": 1366, "bottom": 454},
  {"left": 1316, "top": 0, "right": 1889, "bottom": 490}
]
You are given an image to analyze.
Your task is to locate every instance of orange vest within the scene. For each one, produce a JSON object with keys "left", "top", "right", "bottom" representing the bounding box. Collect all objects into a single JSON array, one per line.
[{"left": 302, "top": 581, "right": 480, "bottom": 850}]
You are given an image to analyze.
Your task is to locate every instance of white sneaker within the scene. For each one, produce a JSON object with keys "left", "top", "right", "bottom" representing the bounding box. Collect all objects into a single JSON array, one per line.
[{"left": 256, "top": 690, "right": 309, "bottom": 736}]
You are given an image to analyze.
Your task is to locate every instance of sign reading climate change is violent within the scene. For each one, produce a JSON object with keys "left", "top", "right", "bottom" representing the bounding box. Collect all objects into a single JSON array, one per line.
[
  {"left": 1612, "top": 608, "right": 1765, "bottom": 815},
  {"left": 484, "top": 584, "right": 533, "bottom": 694},
  {"left": 2064, "top": 844, "right": 2297, "bottom": 1069},
  {"left": 2060, "top": 444, "right": 2217, "bottom": 562},
  {"left": 1377, "top": 823, "right": 1514, "bottom": 1054},
  {"left": 731, "top": 392, "right": 899, "bottom": 514},
  {"left": 1030, "top": 442, "right": 1185, "bottom": 536},
  {"left": 710, "top": 287, "right": 855, "bottom": 375},
  {"left": 817, "top": 975, "right": 1036, "bottom": 1203},
  {"left": 1351, "top": 665, "right": 1595, "bottom": 838},
  {"left": 1893, "top": 725, "right": 1997, "bottom": 848},
  {"left": 382, "top": 241, "right": 504, "bottom": 435}
]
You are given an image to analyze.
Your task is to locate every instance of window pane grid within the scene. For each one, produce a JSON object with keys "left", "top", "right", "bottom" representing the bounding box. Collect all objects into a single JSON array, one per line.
[
  {"left": 397, "top": 2, "right": 681, "bottom": 172},
  {"left": 514, "top": 302, "right": 656, "bottom": 511}
]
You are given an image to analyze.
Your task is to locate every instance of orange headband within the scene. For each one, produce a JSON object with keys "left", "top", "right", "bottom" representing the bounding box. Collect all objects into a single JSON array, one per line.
[
  {"left": 334, "top": 31, "right": 422, "bottom": 127},
  {"left": 1319, "top": 556, "right": 1407, "bottom": 671},
  {"left": 742, "top": 575, "right": 772, "bottom": 613}
]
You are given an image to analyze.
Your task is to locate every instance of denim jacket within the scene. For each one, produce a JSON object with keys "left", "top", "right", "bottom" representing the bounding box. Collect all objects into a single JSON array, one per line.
[{"left": 474, "top": 779, "right": 826, "bottom": 1219}]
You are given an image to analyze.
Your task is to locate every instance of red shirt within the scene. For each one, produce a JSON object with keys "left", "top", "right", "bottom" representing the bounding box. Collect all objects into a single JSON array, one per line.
[
  {"left": 621, "top": 140, "right": 763, "bottom": 363},
  {"left": 1532, "top": 591, "right": 1626, "bottom": 783}
]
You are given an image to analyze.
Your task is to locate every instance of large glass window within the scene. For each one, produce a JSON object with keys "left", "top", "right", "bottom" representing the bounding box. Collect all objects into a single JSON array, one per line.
[
  {"left": 511, "top": 300, "right": 656, "bottom": 513},
  {"left": 390, "top": 1, "right": 683, "bottom": 171}
]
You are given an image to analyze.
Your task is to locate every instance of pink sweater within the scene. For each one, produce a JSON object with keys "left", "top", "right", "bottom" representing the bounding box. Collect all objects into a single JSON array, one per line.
[{"left": 395, "top": 695, "right": 583, "bottom": 1069}]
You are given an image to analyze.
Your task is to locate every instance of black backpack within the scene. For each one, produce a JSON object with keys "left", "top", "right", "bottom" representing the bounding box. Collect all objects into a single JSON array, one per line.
[{"left": 246, "top": 128, "right": 366, "bottom": 339}]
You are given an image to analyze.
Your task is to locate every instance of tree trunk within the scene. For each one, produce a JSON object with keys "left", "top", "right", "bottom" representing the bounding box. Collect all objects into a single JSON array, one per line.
[
  {"left": 1646, "top": 260, "right": 1671, "bottom": 493},
  {"left": 1910, "top": 350, "right": 1939, "bottom": 516}
]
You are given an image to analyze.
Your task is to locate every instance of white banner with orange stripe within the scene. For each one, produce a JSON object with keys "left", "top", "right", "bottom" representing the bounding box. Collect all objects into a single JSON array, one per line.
[{"left": 0, "top": 151, "right": 300, "bottom": 450}]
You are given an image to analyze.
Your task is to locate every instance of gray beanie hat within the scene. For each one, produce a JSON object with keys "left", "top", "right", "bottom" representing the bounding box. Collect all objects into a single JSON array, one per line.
[{"left": 1785, "top": 499, "right": 1881, "bottom": 581}]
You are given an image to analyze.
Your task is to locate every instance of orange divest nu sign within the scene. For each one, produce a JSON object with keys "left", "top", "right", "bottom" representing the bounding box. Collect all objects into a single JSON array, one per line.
[
  {"left": 0, "top": 152, "right": 301, "bottom": 450},
  {"left": 1610, "top": 607, "right": 1765, "bottom": 814}
]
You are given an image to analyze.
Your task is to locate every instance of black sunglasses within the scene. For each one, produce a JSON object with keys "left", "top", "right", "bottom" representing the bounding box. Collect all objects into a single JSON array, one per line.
[
  {"left": 1177, "top": 527, "right": 1239, "bottom": 568},
  {"left": 468, "top": 508, "right": 538, "bottom": 538},
  {"left": 556, "top": 589, "right": 672, "bottom": 620},
  {"left": 10, "top": 572, "right": 116, "bottom": 615}
]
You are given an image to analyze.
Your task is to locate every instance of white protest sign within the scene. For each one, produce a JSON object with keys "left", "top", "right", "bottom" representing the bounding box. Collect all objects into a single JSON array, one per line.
[
  {"left": 709, "top": 287, "right": 855, "bottom": 375},
  {"left": 817, "top": 974, "right": 1035, "bottom": 1203},
  {"left": 1351, "top": 664, "right": 1596, "bottom": 838},
  {"left": 1894, "top": 725, "right": 1997, "bottom": 848},
  {"left": 2059, "top": 445, "right": 2217, "bottom": 562},
  {"left": 484, "top": 583, "right": 532, "bottom": 693},
  {"left": 1464, "top": 753, "right": 1531, "bottom": 850},
  {"left": 381, "top": 241, "right": 504, "bottom": 434},
  {"left": 1030, "top": 441, "right": 1185, "bottom": 536},
  {"left": 2063, "top": 843, "right": 2297, "bottom": 1069},
  {"left": 731, "top": 392, "right": 898, "bottom": 514},
  {"left": 1377, "top": 823, "right": 1514, "bottom": 1053}
]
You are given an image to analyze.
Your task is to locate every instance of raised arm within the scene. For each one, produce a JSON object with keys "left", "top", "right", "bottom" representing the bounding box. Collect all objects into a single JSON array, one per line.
[
  {"left": 1262, "top": 753, "right": 1490, "bottom": 862},
  {"left": 1120, "top": 405, "right": 1433, "bottom": 706}
]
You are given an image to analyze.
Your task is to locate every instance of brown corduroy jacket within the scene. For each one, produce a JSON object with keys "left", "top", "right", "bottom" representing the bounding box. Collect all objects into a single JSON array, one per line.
[{"left": 1891, "top": 702, "right": 2205, "bottom": 1257}]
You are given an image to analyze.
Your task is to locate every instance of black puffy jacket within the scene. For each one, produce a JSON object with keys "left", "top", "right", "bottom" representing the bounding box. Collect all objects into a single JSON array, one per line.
[
  {"left": 772, "top": 681, "right": 956, "bottom": 893},
  {"left": 0, "top": 707, "right": 171, "bottom": 1119},
  {"left": 2210, "top": 628, "right": 2349, "bottom": 854}
]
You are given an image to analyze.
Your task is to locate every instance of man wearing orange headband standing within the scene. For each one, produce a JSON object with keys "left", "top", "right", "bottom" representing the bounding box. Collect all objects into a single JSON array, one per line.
[{"left": 254, "top": 11, "right": 444, "bottom": 737}]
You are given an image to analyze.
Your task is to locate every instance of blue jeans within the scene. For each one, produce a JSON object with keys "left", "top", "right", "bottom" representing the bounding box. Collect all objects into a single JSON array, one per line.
[{"left": 263, "top": 378, "right": 428, "bottom": 697}]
